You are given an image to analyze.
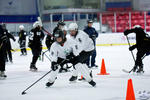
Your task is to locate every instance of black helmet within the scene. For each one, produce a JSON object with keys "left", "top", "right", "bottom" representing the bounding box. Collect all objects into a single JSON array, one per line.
[
  {"left": 1, "top": 23, "right": 6, "bottom": 29},
  {"left": 87, "top": 19, "right": 93, "bottom": 23},
  {"left": 54, "top": 30, "right": 65, "bottom": 41},
  {"left": 57, "top": 20, "right": 65, "bottom": 26}
]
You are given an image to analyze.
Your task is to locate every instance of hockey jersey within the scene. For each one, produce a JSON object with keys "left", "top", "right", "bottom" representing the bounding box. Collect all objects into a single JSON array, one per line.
[{"left": 49, "top": 30, "right": 94, "bottom": 62}]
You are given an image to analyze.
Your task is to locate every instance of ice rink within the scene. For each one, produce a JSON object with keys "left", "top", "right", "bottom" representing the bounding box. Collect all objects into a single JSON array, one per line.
[{"left": 0, "top": 46, "right": 150, "bottom": 100}]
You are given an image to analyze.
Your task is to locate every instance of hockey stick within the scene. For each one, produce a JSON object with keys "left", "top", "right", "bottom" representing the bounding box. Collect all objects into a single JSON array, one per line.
[
  {"left": 122, "top": 35, "right": 136, "bottom": 73},
  {"left": 21, "top": 59, "right": 66, "bottom": 95},
  {"left": 37, "top": 17, "right": 53, "bottom": 37},
  {"left": 42, "top": 50, "right": 49, "bottom": 61},
  {"left": 21, "top": 70, "right": 52, "bottom": 95},
  {"left": 122, "top": 54, "right": 147, "bottom": 73}
]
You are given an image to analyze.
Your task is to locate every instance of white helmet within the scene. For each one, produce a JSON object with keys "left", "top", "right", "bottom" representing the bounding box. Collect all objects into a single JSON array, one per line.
[
  {"left": 33, "top": 21, "right": 42, "bottom": 28},
  {"left": 68, "top": 23, "right": 78, "bottom": 31},
  {"left": 19, "top": 25, "right": 24, "bottom": 30},
  {"left": 133, "top": 25, "right": 141, "bottom": 29}
]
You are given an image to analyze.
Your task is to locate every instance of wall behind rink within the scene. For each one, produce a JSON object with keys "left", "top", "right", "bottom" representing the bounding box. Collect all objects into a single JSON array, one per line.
[
  {"left": 10, "top": 32, "right": 137, "bottom": 51},
  {"left": 96, "top": 33, "right": 136, "bottom": 46}
]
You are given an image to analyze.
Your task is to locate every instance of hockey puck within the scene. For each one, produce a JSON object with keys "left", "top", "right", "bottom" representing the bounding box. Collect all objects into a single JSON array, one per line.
[{"left": 21, "top": 91, "right": 27, "bottom": 95}]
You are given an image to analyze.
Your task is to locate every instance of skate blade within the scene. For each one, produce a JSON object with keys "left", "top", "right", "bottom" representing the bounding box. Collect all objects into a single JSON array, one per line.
[
  {"left": 29, "top": 69, "right": 38, "bottom": 72},
  {"left": 137, "top": 71, "right": 144, "bottom": 75},
  {"left": 0, "top": 77, "right": 6, "bottom": 80},
  {"left": 69, "top": 81, "right": 77, "bottom": 84}
]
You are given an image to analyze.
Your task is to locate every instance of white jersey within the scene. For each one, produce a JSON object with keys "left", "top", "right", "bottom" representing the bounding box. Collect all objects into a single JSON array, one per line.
[
  {"left": 70, "top": 30, "right": 94, "bottom": 55},
  {"left": 49, "top": 39, "right": 76, "bottom": 62}
]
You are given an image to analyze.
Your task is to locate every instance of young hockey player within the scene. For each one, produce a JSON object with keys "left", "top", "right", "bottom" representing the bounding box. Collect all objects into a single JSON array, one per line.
[
  {"left": 2, "top": 23, "right": 16, "bottom": 63},
  {"left": 0, "top": 25, "right": 8, "bottom": 78},
  {"left": 28, "top": 21, "right": 45, "bottom": 71},
  {"left": 46, "top": 29, "right": 96, "bottom": 87},
  {"left": 84, "top": 20, "right": 99, "bottom": 68},
  {"left": 68, "top": 23, "right": 95, "bottom": 84},
  {"left": 45, "top": 21, "right": 65, "bottom": 50},
  {"left": 18, "top": 25, "right": 27, "bottom": 56},
  {"left": 124, "top": 25, "right": 150, "bottom": 73},
  {"left": 53, "top": 20, "right": 65, "bottom": 34}
]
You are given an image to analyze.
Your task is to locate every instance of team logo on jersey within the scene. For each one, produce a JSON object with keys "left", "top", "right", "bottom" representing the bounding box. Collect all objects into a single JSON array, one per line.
[
  {"left": 36, "top": 32, "right": 41, "bottom": 36},
  {"left": 78, "top": 38, "right": 82, "bottom": 43},
  {"left": 51, "top": 51, "right": 54, "bottom": 56},
  {"left": 75, "top": 45, "right": 78, "bottom": 50}
]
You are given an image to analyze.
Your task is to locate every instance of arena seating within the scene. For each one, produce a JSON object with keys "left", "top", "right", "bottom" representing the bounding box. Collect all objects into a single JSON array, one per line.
[{"left": 102, "top": 12, "right": 150, "bottom": 32}]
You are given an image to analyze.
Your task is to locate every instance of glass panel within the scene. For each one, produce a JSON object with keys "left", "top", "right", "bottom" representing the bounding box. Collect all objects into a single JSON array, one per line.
[
  {"left": 102, "top": 12, "right": 114, "bottom": 33},
  {"left": 64, "top": 13, "right": 74, "bottom": 21},
  {"left": 80, "top": 13, "right": 86, "bottom": 19},
  {"left": 116, "top": 12, "right": 129, "bottom": 32},
  {"left": 52, "top": 14, "right": 62, "bottom": 21},
  {"left": 44, "top": 0, "right": 100, "bottom": 10},
  {"left": 131, "top": 11, "right": 145, "bottom": 29},
  {"left": 146, "top": 11, "right": 150, "bottom": 32}
]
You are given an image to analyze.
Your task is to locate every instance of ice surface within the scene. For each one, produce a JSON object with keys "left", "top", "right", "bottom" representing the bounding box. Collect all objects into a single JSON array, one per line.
[{"left": 0, "top": 46, "right": 150, "bottom": 100}]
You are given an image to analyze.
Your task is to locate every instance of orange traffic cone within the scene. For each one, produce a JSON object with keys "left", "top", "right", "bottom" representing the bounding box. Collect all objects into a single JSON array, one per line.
[
  {"left": 126, "top": 79, "right": 135, "bottom": 100},
  {"left": 81, "top": 75, "right": 83, "bottom": 79},
  {"left": 97, "top": 58, "right": 110, "bottom": 75}
]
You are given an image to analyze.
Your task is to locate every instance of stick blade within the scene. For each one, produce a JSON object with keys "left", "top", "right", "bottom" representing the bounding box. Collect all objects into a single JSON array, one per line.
[
  {"left": 122, "top": 69, "right": 130, "bottom": 73},
  {"left": 21, "top": 91, "right": 27, "bottom": 95}
]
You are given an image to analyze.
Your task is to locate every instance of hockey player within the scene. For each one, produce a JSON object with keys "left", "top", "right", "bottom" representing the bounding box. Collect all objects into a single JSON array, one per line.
[
  {"left": 46, "top": 29, "right": 96, "bottom": 87},
  {"left": 45, "top": 21, "right": 65, "bottom": 50},
  {"left": 68, "top": 23, "right": 96, "bottom": 84},
  {"left": 84, "top": 20, "right": 99, "bottom": 68},
  {"left": 2, "top": 23, "right": 16, "bottom": 63},
  {"left": 53, "top": 20, "right": 65, "bottom": 34},
  {"left": 45, "top": 34, "right": 54, "bottom": 50},
  {"left": 124, "top": 25, "right": 150, "bottom": 73},
  {"left": 18, "top": 25, "right": 27, "bottom": 56},
  {"left": 0, "top": 25, "right": 7, "bottom": 78},
  {"left": 28, "top": 21, "right": 45, "bottom": 71}
]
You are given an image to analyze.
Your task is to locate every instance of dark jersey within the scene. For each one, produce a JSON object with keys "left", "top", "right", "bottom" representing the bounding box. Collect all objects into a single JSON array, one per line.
[
  {"left": 124, "top": 28, "right": 150, "bottom": 50},
  {"left": 18, "top": 30, "right": 27, "bottom": 42},
  {"left": 83, "top": 26, "right": 98, "bottom": 41},
  {"left": 28, "top": 27, "right": 45, "bottom": 48}
]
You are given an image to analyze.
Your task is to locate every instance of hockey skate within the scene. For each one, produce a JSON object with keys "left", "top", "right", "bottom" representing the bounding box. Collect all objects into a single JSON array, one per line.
[
  {"left": 133, "top": 66, "right": 137, "bottom": 72},
  {"left": 136, "top": 67, "right": 144, "bottom": 74},
  {"left": 78, "top": 71, "right": 92, "bottom": 81},
  {"left": 69, "top": 76, "right": 77, "bottom": 83},
  {"left": 46, "top": 82, "right": 54, "bottom": 87},
  {"left": 20, "top": 54, "right": 24, "bottom": 56},
  {"left": 0, "top": 71, "right": 7, "bottom": 79},
  {"left": 88, "top": 80, "right": 96, "bottom": 87},
  {"left": 30, "top": 64, "right": 38, "bottom": 72}
]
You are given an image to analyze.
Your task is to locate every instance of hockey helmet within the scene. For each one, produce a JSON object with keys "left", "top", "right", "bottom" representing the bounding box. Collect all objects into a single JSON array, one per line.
[
  {"left": 58, "top": 20, "right": 65, "bottom": 26},
  {"left": 87, "top": 19, "right": 93, "bottom": 23},
  {"left": 68, "top": 23, "right": 78, "bottom": 31},
  {"left": 54, "top": 30, "right": 65, "bottom": 39},
  {"left": 1, "top": 23, "right": 6, "bottom": 29},
  {"left": 133, "top": 25, "right": 141, "bottom": 29},
  {"left": 33, "top": 21, "right": 42, "bottom": 28},
  {"left": 19, "top": 25, "right": 24, "bottom": 30}
]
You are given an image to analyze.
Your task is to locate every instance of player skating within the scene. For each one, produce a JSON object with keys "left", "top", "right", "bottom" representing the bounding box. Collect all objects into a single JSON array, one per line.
[
  {"left": 124, "top": 25, "right": 150, "bottom": 73},
  {"left": 0, "top": 25, "right": 8, "bottom": 78},
  {"left": 18, "top": 25, "right": 27, "bottom": 56},
  {"left": 28, "top": 21, "right": 45, "bottom": 71},
  {"left": 46, "top": 28, "right": 96, "bottom": 87}
]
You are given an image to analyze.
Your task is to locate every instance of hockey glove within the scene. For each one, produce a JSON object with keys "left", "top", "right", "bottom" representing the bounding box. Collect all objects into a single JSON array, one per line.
[
  {"left": 51, "top": 62, "right": 58, "bottom": 71},
  {"left": 129, "top": 45, "right": 136, "bottom": 51},
  {"left": 124, "top": 29, "right": 130, "bottom": 36},
  {"left": 91, "top": 35, "right": 97, "bottom": 40}
]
